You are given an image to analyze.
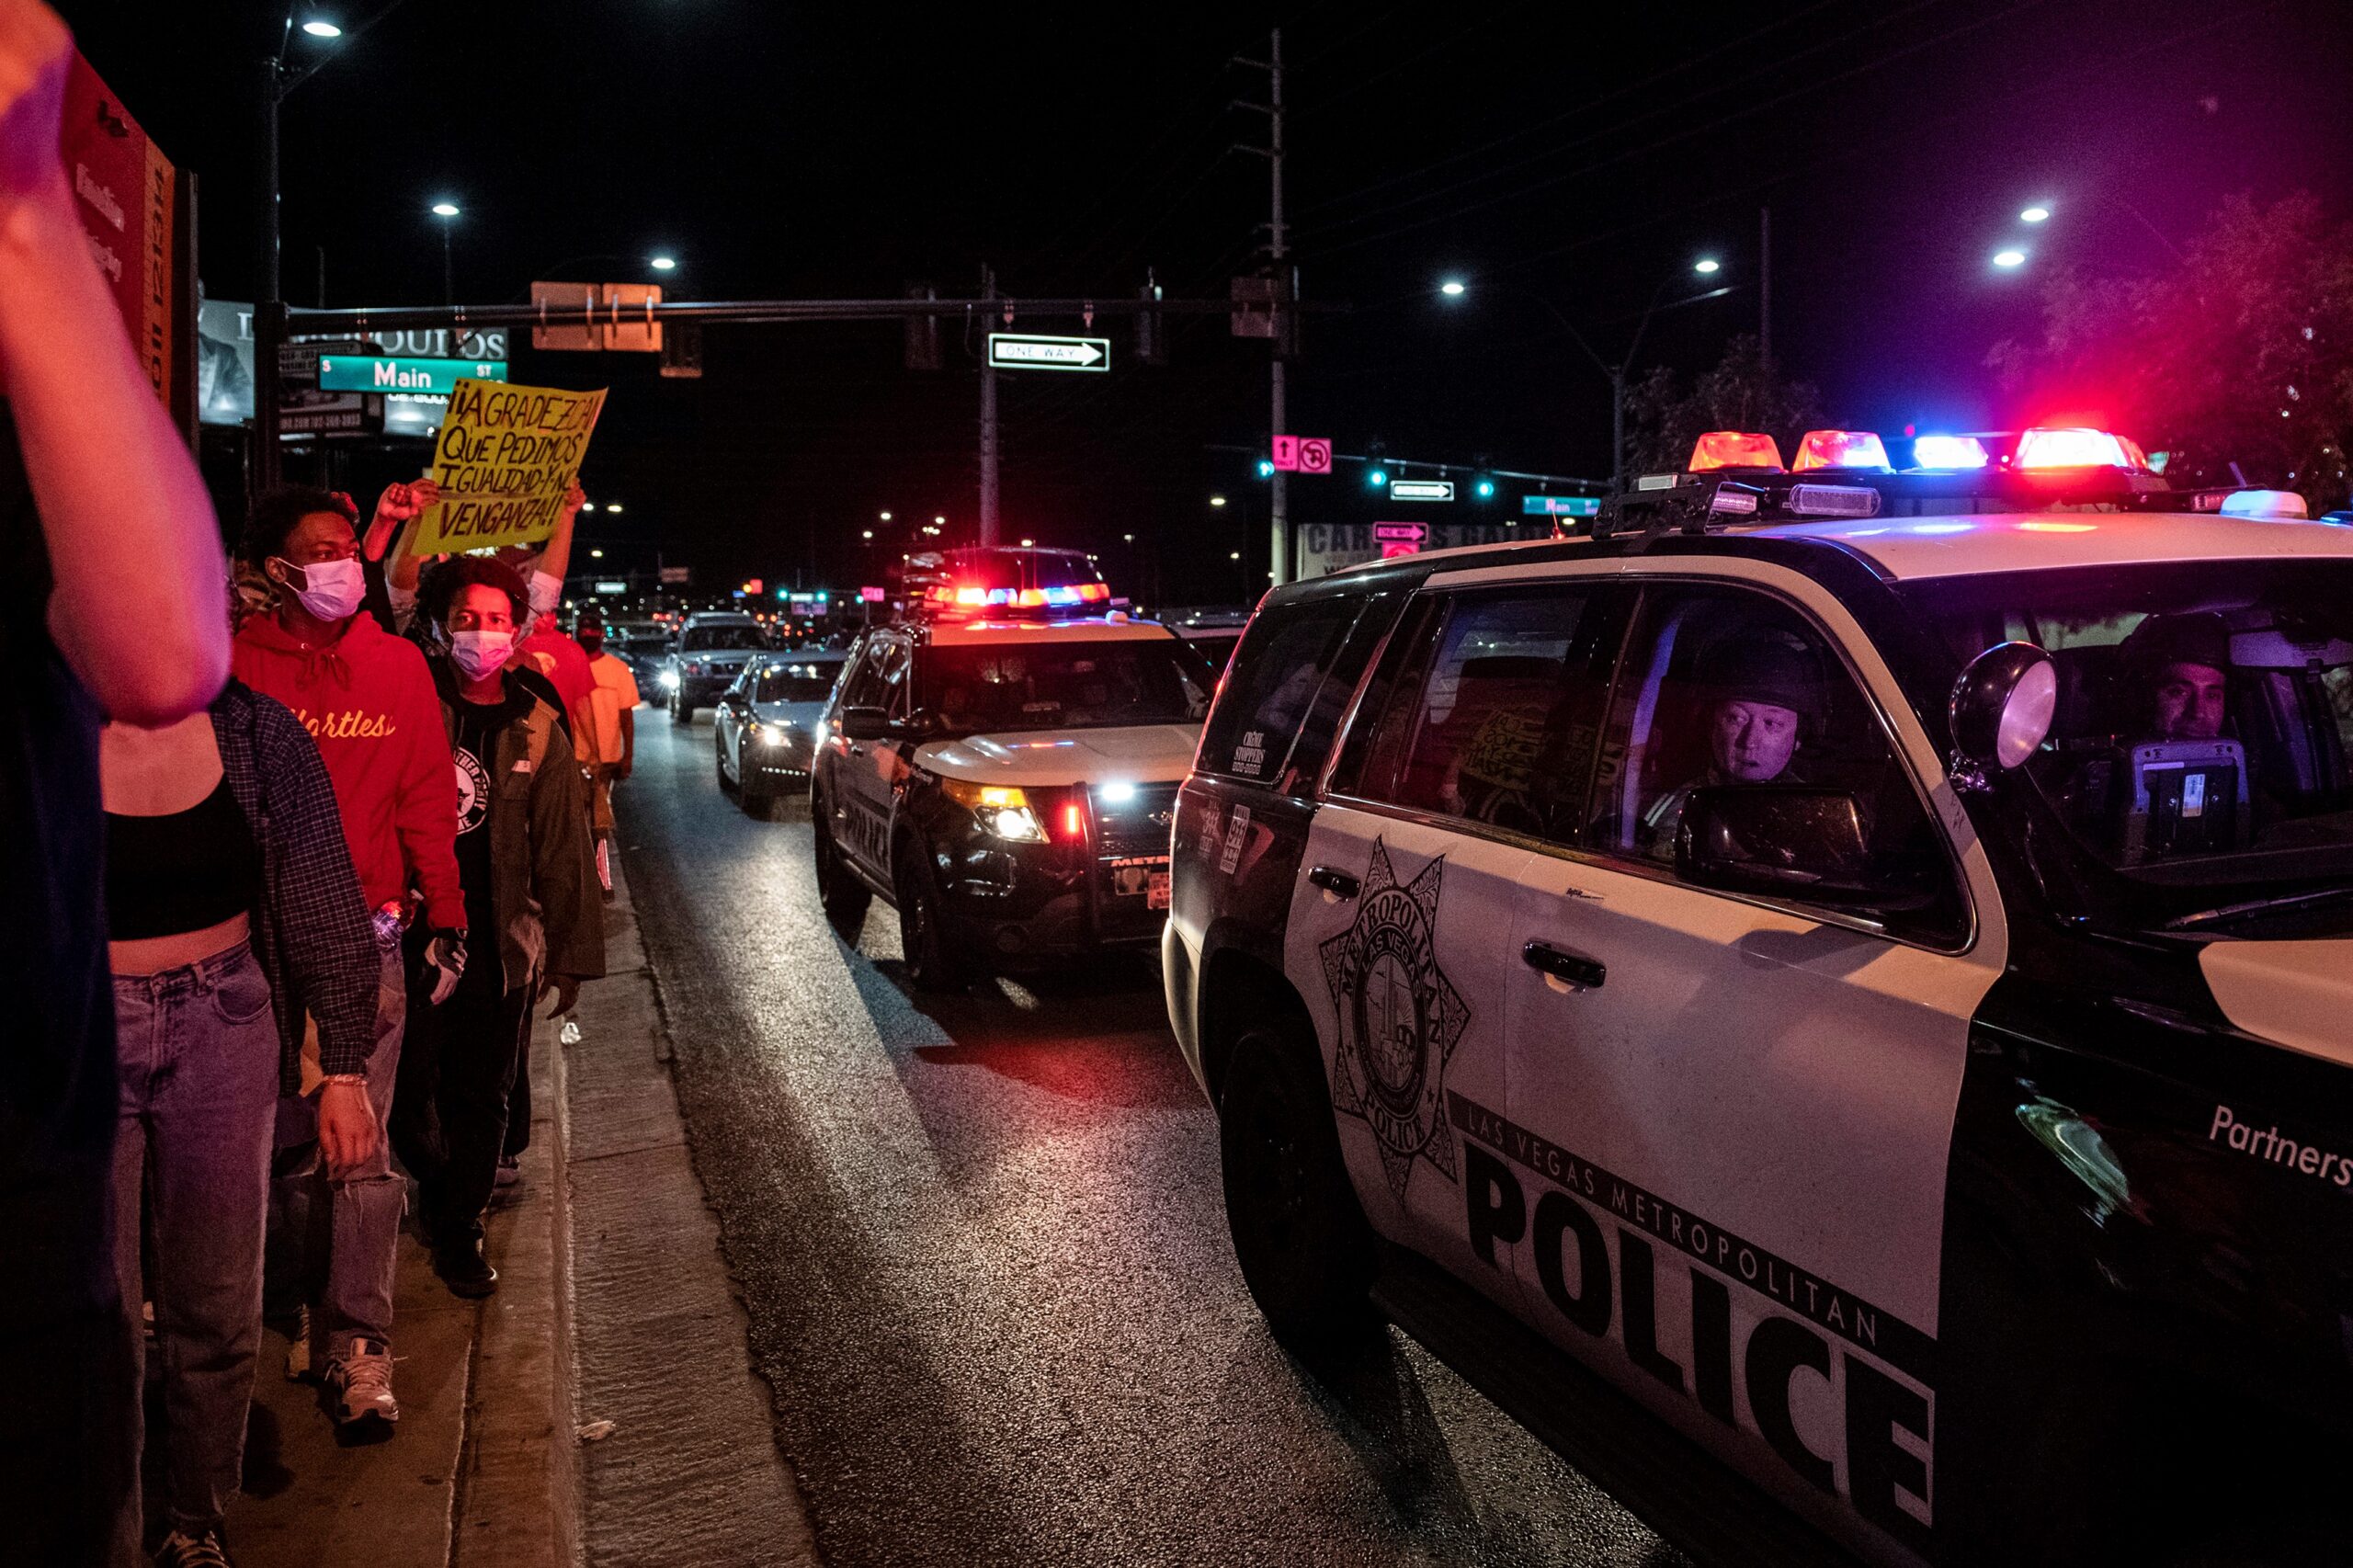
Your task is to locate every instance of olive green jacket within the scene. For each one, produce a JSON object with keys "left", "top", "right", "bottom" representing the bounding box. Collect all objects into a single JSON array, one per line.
[{"left": 428, "top": 660, "right": 605, "bottom": 991}]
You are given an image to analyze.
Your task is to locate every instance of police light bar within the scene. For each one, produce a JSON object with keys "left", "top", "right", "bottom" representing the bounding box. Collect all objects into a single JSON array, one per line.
[
  {"left": 1785, "top": 483, "right": 1882, "bottom": 519},
  {"left": 2013, "top": 426, "right": 2145, "bottom": 472},
  {"left": 1688, "top": 431, "right": 1786, "bottom": 472},
  {"left": 1791, "top": 430, "right": 1892, "bottom": 472},
  {"left": 1909, "top": 435, "right": 1989, "bottom": 471}
]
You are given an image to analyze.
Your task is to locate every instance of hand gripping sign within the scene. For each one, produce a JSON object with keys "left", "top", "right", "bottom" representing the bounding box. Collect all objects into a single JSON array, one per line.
[{"left": 415, "top": 379, "right": 608, "bottom": 552}]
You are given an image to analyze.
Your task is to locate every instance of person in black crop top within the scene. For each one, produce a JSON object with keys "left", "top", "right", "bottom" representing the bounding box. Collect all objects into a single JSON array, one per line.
[{"left": 99, "top": 683, "right": 377, "bottom": 1562}]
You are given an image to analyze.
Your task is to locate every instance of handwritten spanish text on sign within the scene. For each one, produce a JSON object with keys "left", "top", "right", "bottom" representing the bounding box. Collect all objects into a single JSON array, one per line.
[{"left": 415, "top": 379, "right": 608, "bottom": 552}]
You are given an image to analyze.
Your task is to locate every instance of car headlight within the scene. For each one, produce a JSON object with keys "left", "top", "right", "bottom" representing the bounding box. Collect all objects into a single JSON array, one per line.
[
  {"left": 756, "top": 724, "right": 793, "bottom": 748},
  {"left": 657, "top": 669, "right": 681, "bottom": 690},
  {"left": 942, "top": 779, "right": 1048, "bottom": 843}
]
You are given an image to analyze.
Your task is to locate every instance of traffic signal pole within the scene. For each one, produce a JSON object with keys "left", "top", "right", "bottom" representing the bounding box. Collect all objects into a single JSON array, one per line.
[
  {"left": 1239, "top": 30, "right": 1290, "bottom": 587},
  {"left": 980, "top": 265, "right": 1000, "bottom": 545}
]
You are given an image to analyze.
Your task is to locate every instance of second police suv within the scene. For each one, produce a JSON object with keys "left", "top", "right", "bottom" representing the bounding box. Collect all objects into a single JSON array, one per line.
[
  {"left": 1165, "top": 426, "right": 2353, "bottom": 1566},
  {"left": 810, "top": 547, "right": 1217, "bottom": 987}
]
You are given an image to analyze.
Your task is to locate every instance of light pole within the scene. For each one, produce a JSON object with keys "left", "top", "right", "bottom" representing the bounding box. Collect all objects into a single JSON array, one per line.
[
  {"left": 1439, "top": 256, "right": 1727, "bottom": 492},
  {"left": 430, "top": 200, "right": 460, "bottom": 304}
]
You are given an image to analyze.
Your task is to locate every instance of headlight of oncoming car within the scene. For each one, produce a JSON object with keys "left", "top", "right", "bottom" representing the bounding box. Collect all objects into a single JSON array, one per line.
[
  {"left": 756, "top": 721, "right": 794, "bottom": 748},
  {"left": 658, "top": 668, "right": 681, "bottom": 690},
  {"left": 941, "top": 778, "right": 1049, "bottom": 843}
]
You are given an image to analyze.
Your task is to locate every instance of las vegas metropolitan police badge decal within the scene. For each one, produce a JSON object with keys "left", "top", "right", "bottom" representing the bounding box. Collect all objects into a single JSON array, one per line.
[{"left": 1319, "top": 838, "right": 1466, "bottom": 1204}]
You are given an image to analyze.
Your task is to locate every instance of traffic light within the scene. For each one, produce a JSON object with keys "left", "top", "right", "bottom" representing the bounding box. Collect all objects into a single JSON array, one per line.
[
  {"left": 904, "top": 283, "right": 940, "bottom": 371},
  {"left": 1136, "top": 270, "right": 1165, "bottom": 366}
]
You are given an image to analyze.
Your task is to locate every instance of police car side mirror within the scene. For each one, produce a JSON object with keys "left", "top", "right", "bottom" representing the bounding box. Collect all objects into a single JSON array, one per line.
[
  {"left": 1677, "top": 786, "right": 1931, "bottom": 911},
  {"left": 1948, "top": 642, "right": 2057, "bottom": 790},
  {"left": 837, "top": 706, "right": 892, "bottom": 741}
]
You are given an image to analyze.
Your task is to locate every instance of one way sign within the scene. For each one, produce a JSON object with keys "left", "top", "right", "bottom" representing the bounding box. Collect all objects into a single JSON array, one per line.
[{"left": 987, "top": 334, "right": 1110, "bottom": 372}]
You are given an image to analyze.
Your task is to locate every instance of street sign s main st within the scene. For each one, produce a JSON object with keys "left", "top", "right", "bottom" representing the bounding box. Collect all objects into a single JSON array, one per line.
[
  {"left": 317, "top": 355, "right": 510, "bottom": 395},
  {"left": 1523, "top": 494, "right": 1600, "bottom": 517},
  {"left": 987, "top": 334, "right": 1110, "bottom": 372}
]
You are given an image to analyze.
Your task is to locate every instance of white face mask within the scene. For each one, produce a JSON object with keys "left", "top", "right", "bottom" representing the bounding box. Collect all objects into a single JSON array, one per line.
[
  {"left": 278, "top": 556, "right": 366, "bottom": 622},
  {"left": 448, "top": 629, "right": 515, "bottom": 681}
]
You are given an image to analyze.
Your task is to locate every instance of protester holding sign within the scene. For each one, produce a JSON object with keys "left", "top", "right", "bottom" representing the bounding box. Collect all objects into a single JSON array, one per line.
[{"left": 393, "top": 556, "right": 602, "bottom": 1298}]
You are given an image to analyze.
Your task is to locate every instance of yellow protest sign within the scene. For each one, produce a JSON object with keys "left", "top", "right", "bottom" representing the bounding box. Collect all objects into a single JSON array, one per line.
[{"left": 415, "top": 379, "right": 608, "bottom": 552}]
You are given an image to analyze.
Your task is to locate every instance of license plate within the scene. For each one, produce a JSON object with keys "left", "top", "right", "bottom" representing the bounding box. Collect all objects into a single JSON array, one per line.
[{"left": 1148, "top": 871, "right": 1171, "bottom": 911}]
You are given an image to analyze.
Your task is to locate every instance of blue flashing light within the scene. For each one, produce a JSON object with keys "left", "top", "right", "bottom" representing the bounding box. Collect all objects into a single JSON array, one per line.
[
  {"left": 1474, "top": 479, "right": 1495, "bottom": 498},
  {"left": 1368, "top": 469, "right": 1389, "bottom": 488}
]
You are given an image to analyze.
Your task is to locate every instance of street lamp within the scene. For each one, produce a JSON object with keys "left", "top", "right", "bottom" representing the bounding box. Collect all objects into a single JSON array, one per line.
[
  {"left": 300, "top": 17, "right": 342, "bottom": 36},
  {"left": 605, "top": 502, "right": 622, "bottom": 513},
  {"left": 255, "top": 8, "right": 356, "bottom": 491},
  {"left": 879, "top": 511, "right": 892, "bottom": 522},
  {"left": 1209, "top": 494, "right": 1227, "bottom": 507},
  {"left": 650, "top": 255, "right": 677, "bottom": 271},
  {"left": 861, "top": 529, "right": 874, "bottom": 540},
  {"left": 2020, "top": 205, "right": 2052, "bottom": 223},
  {"left": 1993, "top": 248, "right": 2028, "bottom": 269},
  {"left": 429, "top": 199, "right": 460, "bottom": 304},
  {"left": 1438, "top": 254, "right": 1728, "bottom": 492}
]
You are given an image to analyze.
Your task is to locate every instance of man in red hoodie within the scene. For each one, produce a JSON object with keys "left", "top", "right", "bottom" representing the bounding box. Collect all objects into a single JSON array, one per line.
[{"left": 233, "top": 483, "right": 468, "bottom": 1438}]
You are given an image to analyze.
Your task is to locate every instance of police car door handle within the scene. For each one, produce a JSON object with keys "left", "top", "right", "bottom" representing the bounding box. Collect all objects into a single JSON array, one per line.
[
  {"left": 1309, "top": 866, "right": 1360, "bottom": 900},
  {"left": 1522, "top": 940, "right": 1606, "bottom": 992}
]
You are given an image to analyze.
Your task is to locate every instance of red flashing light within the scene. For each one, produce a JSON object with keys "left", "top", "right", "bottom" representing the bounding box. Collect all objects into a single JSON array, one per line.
[
  {"left": 1791, "top": 429, "right": 1892, "bottom": 472},
  {"left": 1688, "top": 431, "right": 1785, "bottom": 472},
  {"left": 2014, "top": 426, "right": 2141, "bottom": 471},
  {"left": 1060, "top": 802, "right": 1085, "bottom": 840}
]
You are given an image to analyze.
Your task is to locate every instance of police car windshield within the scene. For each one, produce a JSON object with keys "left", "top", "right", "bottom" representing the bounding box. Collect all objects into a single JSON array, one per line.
[
  {"left": 922, "top": 639, "right": 1212, "bottom": 733},
  {"left": 756, "top": 664, "right": 839, "bottom": 703},
  {"left": 683, "top": 624, "right": 766, "bottom": 651},
  {"left": 1905, "top": 560, "right": 2353, "bottom": 900}
]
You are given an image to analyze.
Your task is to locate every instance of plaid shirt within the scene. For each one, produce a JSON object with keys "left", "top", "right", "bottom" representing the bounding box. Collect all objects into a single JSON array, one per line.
[{"left": 210, "top": 681, "right": 380, "bottom": 1093}]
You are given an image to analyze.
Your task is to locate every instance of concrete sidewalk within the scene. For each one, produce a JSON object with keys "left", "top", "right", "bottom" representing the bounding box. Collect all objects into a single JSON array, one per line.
[{"left": 220, "top": 852, "right": 813, "bottom": 1568}]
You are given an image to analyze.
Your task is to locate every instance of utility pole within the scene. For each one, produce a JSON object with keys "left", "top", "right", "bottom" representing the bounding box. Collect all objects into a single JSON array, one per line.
[
  {"left": 979, "top": 264, "right": 1000, "bottom": 546},
  {"left": 1759, "top": 205, "right": 1773, "bottom": 368},
  {"left": 1267, "top": 28, "right": 1289, "bottom": 587},
  {"left": 1238, "top": 30, "right": 1290, "bottom": 585},
  {"left": 255, "top": 56, "right": 285, "bottom": 494}
]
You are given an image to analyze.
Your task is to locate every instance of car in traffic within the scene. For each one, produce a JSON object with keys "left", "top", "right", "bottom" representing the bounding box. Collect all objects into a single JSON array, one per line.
[
  {"left": 1166, "top": 426, "right": 2353, "bottom": 1568},
  {"left": 712, "top": 651, "right": 847, "bottom": 816},
  {"left": 659, "top": 610, "right": 769, "bottom": 722},
  {"left": 810, "top": 605, "right": 1215, "bottom": 989}
]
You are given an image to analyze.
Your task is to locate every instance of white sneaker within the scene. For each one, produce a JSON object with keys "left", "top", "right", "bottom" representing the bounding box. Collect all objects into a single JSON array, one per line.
[
  {"left": 326, "top": 1337, "right": 399, "bottom": 1432},
  {"left": 283, "top": 1303, "right": 312, "bottom": 1382}
]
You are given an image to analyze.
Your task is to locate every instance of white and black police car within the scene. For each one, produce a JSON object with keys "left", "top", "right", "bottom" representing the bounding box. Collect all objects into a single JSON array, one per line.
[
  {"left": 1165, "top": 426, "right": 2353, "bottom": 1567},
  {"left": 810, "top": 547, "right": 1216, "bottom": 989}
]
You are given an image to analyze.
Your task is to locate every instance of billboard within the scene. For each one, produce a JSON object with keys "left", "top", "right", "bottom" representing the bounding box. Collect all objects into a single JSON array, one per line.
[
  {"left": 62, "top": 52, "right": 176, "bottom": 408},
  {"left": 1295, "top": 521, "right": 1540, "bottom": 578}
]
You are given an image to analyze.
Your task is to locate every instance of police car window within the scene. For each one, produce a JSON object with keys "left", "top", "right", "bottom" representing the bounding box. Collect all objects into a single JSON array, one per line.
[
  {"left": 1336, "top": 586, "right": 1612, "bottom": 840},
  {"left": 1197, "top": 598, "right": 1360, "bottom": 782},
  {"left": 1905, "top": 560, "right": 2353, "bottom": 905},
  {"left": 919, "top": 638, "right": 1211, "bottom": 733},
  {"left": 1588, "top": 584, "right": 1963, "bottom": 942},
  {"left": 838, "top": 642, "right": 890, "bottom": 710}
]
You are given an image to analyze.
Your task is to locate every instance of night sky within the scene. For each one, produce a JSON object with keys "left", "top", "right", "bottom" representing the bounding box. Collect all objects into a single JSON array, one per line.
[{"left": 60, "top": 0, "right": 2353, "bottom": 602}]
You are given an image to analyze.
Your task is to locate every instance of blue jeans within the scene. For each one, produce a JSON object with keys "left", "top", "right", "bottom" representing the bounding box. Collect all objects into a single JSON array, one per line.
[
  {"left": 271, "top": 926, "right": 405, "bottom": 1358},
  {"left": 110, "top": 941, "right": 279, "bottom": 1540}
]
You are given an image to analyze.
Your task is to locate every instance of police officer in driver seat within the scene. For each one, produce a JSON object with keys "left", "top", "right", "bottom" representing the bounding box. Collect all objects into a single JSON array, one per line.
[
  {"left": 1643, "top": 628, "right": 1825, "bottom": 862},
  {"left": 2120, "top": 610, "right": 2231, "bottom": 742}
]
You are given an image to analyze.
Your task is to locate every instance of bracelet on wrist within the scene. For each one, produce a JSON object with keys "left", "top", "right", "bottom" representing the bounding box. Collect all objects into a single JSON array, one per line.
[{"left": 320, "top": 1074, "right": 369, "bottom": 1088}]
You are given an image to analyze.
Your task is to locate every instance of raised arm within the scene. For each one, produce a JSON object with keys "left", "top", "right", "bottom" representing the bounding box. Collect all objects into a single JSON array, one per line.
[{"left": 0, "top": 1, "right": 227, "bottom": 723}]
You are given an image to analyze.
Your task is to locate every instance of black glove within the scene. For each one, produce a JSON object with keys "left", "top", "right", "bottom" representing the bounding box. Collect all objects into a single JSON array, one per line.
[{"left": 424, "top": 928, "right": 468, "bottom": 1005}]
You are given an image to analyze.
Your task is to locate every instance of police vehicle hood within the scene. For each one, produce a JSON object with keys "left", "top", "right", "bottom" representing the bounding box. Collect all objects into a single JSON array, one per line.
[
  {"left": 914, "top": 723, "right": 1200, "bottom": 788},
  {"left": 2200, "top": 937, "right": 2353, "bottom": 1069}
]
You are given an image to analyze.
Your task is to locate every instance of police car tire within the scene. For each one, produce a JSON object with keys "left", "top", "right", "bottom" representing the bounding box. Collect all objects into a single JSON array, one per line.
[
  {"left": 1219, "top": 1028, "right": 1378, "bottom": 1349},
  {"left": 715, "top": 738, "right": 738, "bottom": 796},
  {"left": 894, "top": 839, "right": 974, "bottom": 992},
  {"left": 811, "top": 802, "right": 870, "bottom": 938}
]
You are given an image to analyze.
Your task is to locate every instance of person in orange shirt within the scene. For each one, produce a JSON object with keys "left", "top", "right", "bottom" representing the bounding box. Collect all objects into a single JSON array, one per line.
[{"left": 571, "top": 609, "right": 641, "bottom": 896}]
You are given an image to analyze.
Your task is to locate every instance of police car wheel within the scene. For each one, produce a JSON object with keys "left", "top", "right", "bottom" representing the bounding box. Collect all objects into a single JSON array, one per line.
[
  {"left": 811, "top": 801, "right": 870, "bottom": 938},
  {"left": 1219, "top": 1028, "right": 1376, "bottom": 1348},
  {"left": 715, "top": 738, "right": 738, "bottom": 796},
  {"left": 894, "top": 838, "right": 972, "bottom": 992}
]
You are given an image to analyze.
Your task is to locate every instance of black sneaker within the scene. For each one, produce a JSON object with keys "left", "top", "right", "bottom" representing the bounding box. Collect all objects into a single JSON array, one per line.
[
  {"left": 155, "top": 1525, "right": 233, "bottom": 1567},
  {"left": 432, "top": 1238, "right": 499, "bottom": 1299}
]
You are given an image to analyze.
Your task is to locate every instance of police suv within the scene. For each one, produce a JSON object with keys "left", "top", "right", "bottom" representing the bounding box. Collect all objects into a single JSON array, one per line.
[
  {"left": 1165, "top": 426, "right": 2353, "bottom": 1566},
  {"left": 811, "top": 554, "right": 1216, "bottom": 989}
]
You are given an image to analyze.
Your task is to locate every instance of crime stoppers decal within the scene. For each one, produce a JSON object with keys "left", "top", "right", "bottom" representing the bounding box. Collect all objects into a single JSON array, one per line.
[{"left": 1320, "top": 838, "right": 1466, "bottom": 1204}]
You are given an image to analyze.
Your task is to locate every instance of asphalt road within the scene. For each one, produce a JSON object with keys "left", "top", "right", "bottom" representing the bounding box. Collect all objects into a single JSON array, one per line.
[{"left": 616, "top": 713, "right": 1689, "bottom": 1567}]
